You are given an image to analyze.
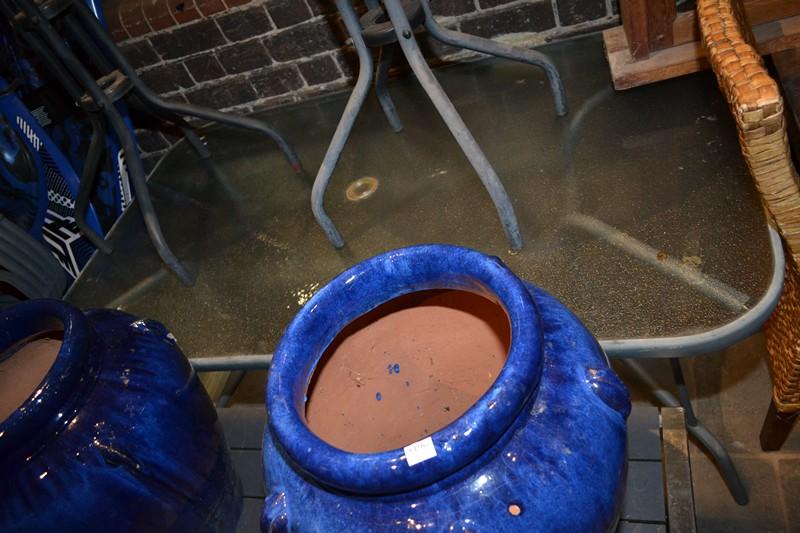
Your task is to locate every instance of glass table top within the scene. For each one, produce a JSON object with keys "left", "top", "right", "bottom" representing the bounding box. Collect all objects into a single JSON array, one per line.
[{"left": 66, "top": 34, "right": 773, "bottom": 359}]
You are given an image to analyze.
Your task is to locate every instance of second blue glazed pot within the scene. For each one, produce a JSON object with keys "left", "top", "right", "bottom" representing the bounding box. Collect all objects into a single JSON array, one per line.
[{"left": 264, "top": 245, "right": 630, "bottom": 532}]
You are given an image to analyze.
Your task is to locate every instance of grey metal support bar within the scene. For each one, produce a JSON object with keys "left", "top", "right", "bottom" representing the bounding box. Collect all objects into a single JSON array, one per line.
[
  {"left": 310, "top": 0, "right": 377, "bottom": 248},
  {"left": 419, "top": 0, "right": 567, "bottom": 117},
  {"left": 623, "top": 359, "right": 749, "bottom": 505},
  {"left": 383, "top": 0, "right": 523, "bottom": 250},
  {"left": 10, "top": 0, "right": 195, "bottom": 286},
  {"left": 74, "top": 114, "right": 111, "bottom": 253},
  {"left": 375, "top": 45, "right": 404, "bottom": 133}
]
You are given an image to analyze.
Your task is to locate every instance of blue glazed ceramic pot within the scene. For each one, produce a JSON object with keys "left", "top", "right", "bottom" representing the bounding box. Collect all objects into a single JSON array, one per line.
[
  {"left": 264, "top": 245, "right": 630, "bottom": 532},
  {"left": 0, "top": 299, "right": 241, "bottom": 532}
]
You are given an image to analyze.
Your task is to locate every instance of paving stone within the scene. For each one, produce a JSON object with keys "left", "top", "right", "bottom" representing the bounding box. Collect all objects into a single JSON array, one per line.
[
  {"left": 216, "top": 5, "right": 273, "bottom": 42},
  {"left": 298, "top": 55, "right": 341, "bottom": 85},
  {"left": 150, "top": 19, "right": 226, "bottom": 60},
  {"left": 119, "top": 40, "right": 161, "bottom": 69},
  {"left": 267, "top": 0, "right": 313, "bottom": 28},
  {"left": 621, "top": 461, "right": 665, "bottom": 523},
  {"left": 184, "top": 53, "right": 227, "bottom": 82},
  {"left": 235, "top": 497, "right": 264, "bottom": 533},
  {"left": 250, "top": 65, "right": 305, "bottom": 98},
  {"left": 459, "top": 1, "right": 555, "bottom": 39},
  {"left": 140, "top": 62, "right": 194, "bottom": 93},
  {"left": 627, "top": 402, "right": 661, "bottom": 461},
  {"left": 186, "top": 77, "right": 257, "bottom": 108},
  {"left": 263, "top": 18, "right": 344, "bottom": 62},
  {"left": 557, "top": 0, "right": 608, "bottom": 26},
  {"left": 231, "top": 449, "right": 266, "bottom": 498},
  {"left": 217, "top": 41, "right": 273, "bottom": 75}
]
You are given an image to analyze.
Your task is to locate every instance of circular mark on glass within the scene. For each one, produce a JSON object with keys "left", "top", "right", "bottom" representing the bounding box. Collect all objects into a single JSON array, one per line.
[
  {"left": 507, "top": 503, "right": 522, "bottom": 516},
  {"left": 346, "top": 176, "right": 379, "bottom": 202}
]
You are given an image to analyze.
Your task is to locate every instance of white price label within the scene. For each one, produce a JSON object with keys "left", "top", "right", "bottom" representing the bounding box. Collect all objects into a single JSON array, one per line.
[{"left": 403, "top": 437, "right": 437, "bottom": 467}]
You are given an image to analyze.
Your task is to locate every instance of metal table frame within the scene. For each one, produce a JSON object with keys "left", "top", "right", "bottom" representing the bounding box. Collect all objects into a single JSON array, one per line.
[{"left": 190, "top": 226, "right": 784, "bottom": 506}]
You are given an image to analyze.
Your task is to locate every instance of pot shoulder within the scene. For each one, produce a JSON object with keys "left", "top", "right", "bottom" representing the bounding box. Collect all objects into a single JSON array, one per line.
[
  {"left": 262, "top": 285, "right": 629, "bottom": 532},
  {"left": 0, "top": 309, "right": 240, "bottom": 533}
]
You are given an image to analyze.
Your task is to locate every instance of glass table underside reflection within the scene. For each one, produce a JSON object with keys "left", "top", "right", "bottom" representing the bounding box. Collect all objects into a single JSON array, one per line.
[{"left": 66, "top": 34, "right": 777, "bottom": 361}]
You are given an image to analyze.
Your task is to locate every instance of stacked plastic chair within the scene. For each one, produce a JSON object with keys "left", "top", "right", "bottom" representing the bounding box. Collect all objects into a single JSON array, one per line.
[{"left": 697, "top": 0, "right": 800, "bottom": 449}]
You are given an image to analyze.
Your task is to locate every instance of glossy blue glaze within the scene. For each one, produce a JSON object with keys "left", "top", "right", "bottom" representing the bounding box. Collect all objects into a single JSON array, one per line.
[
  {"left": 264, "top": 245, "right": 630, "bottom": 532},
  {"left": 0, "top": 300, "right": 241, "bottom": 532}
]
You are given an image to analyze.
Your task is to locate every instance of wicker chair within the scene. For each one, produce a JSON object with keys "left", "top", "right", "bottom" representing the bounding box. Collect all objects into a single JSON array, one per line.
[{"left": 697, "top": 0, "right": 800, "bottom": 450}]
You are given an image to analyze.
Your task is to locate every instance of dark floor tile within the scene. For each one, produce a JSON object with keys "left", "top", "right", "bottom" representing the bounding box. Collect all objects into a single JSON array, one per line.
[
  {"left": 621, "top": 461, "right": 665, "bottom": 523},
  {"left": 231, "top": 449, "right": 266, "bottom": 498},
  {"left": 219, "top": 406, "right": 267, "bottom": 450},
  {"left": 235, "top": 497, "right": 264, "bottom": 533},
  {"left": 627, "top": 402, "right": 661, "bottom": 460},
  {"left": 616, "top": 522, "right": 667, "bottom": 533},
  {"left": 690, "top": 447, "right": 786, "bottom": 532}
]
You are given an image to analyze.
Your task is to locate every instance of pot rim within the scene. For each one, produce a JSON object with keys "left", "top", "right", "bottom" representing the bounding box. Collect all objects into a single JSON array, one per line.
[
  {"left": 267, "top": 244, "right": 543, "bottom": 494},
  {"left": 0, "top": 299, "right": 90, "bottom": 457}
]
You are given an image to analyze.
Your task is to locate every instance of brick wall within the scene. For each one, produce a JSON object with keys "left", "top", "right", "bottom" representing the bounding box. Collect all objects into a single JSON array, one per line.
[{"left": 106, "top": 0, "right": 618, "bottom": 170}]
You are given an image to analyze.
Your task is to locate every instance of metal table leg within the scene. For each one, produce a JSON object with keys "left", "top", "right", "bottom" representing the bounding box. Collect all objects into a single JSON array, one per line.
[
  {"left": 375, "top": 45, "right": 404, "bottom": 133},
  {"left": 419, "top": 0, "right": 567, "bottom": 117},
  {"left": 623, "top": 359, "right": 749, "bottom": 505},
  {"left": 311, "top": 0, "right": 376, "bottom": 248},
  {"left": 383, "top": 0, "right": 523, "bottom": 250}
]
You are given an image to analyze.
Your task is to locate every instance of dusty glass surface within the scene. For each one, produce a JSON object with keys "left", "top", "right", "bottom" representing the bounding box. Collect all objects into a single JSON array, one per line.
[{"left": 67, "top": 34, "right": 772, "bottom": 358}]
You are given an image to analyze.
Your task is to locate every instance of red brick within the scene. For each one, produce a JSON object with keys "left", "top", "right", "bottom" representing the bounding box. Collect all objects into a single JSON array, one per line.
[
  {"left": 195, "top": 0, "right": 226, "bottom": 17},
  {"left": 119, "top": 1, "right": 151, "bottom": 38},
  {"left": 105, "top": 5, "right": 131, "bottom": 41},
  {"left": 167, "top": 0, "right": 202, "bottom": 24},
  {"left": 142, "top": 0, "right": 176, "bottom": 32},
  {"left": 224, "top": 0, "right": 250, "bottom": 8}
]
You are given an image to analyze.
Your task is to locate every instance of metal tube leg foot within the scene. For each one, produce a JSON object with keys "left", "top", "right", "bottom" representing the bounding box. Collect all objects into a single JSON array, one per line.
[
  {"left": 384, "top": 0, "right": 523, "bottom": 250},
  {"left": 668, "top": 358, "right": 749, "bottom": 505},
  {"left": 376, "top": 46, "right": 403, "bottom": 133},
  {"left": 75, "top": 114, "right": 112, "bottom": 254},
  {"left": 310, "top": 0, "right": 377, "bottom": 248},
  {"left": 420, "top": 0, "right": 567, "bottom": 117}
]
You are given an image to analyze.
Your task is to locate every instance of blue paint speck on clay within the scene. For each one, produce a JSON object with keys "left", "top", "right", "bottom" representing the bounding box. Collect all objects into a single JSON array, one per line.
[
  {"left": 264, "top": 245, "right": 629, "bottom": 532},
  {"left": 375, "top": 392, "right": 382, "bottom": 401}
]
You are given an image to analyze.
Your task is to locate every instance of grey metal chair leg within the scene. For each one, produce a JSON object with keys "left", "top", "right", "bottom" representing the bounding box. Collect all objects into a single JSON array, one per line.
[
  {"left": 383, "top": 0, "right": 523, "bottom": 250},
  {"left": 375, "top": 45, "right": 403, "bottom": 133},
  {"left": 74, "top": 113, "right": 112, "bottom": 253},
  {"left": 310, "top": 0, "right": 377, "bottom": 248},
  {"left": 69, "top": 1, "right": 302, "bottom": 174},
  {"left": 623, "top": 359, "right": 749, "bottom": 506},
  {"left": 419, "top": 0, "right": 567, "bottom": 117},
  {"left": 24, "top": 1, "right": 195, "bottom": 286}
]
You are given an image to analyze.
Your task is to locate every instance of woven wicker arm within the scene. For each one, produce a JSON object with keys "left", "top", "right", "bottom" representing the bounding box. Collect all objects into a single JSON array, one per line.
[{"left": 698, "top": 0, "right": 800, "bottom": 445}]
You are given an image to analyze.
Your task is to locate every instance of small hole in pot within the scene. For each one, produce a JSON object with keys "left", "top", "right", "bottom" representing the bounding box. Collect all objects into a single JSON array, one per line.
[
  {"left": 305, "top": 289, "right": 510, "bottom": 454},
  {"left": 508, "top": 503, "right": 522, "bottom": 516},
  {"left": 0, "top": 330, "right": 63, "bottom": 423}
]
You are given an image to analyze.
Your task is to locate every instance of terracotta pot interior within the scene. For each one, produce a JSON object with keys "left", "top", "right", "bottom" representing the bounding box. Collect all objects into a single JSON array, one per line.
[
  {"left": 304, "top": 289, "right": 511, "bottom": 454},
  {"left": 0, "top": 330, "right": 63, "bottom": 424}
]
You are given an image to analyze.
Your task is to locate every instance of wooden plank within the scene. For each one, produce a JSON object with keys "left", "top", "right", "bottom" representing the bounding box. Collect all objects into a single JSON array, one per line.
[
  {"left": 604, "top": 14, "right": 800, "bottom": 90},
  {"left": 661, "top": 408, "right": 697, "bottom": 533},
  {"left": 646, "top": 0, "right": 677, "bottom": 51},
  {"left": 744, "top": 0, "right": 800, "bottom": 27},
  {"left": 621, "top": 0, "right": 652, "bottom": 59}
]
